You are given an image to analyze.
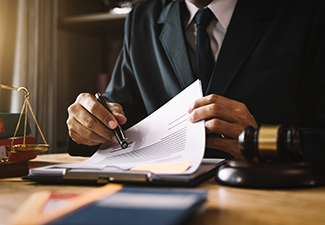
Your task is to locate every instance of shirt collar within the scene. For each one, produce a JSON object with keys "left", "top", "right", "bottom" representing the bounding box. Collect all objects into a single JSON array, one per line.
[{"left": 184, "top": 0, "right": 238, "bottom": 30}]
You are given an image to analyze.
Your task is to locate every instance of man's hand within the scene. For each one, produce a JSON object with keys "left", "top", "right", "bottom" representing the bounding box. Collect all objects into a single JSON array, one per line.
[
  {"left": 67, "top": 93, "right": 127, "bottom": 146},
  {"left": 188, "top": 94, "right": 258, "bottom": 159}
]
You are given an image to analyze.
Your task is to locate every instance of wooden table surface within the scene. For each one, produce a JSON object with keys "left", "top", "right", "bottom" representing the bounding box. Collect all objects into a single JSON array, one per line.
[{"left": 1, "top": 153, "right": 325, "bottom": 225}]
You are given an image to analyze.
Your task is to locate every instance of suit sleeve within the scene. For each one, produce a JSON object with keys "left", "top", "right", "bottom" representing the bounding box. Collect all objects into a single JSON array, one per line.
[
  {"left": 102, "top": 5, "right": 148, "bottom": 130},
  {"left": 67, "top": 6, "right": 147, "bottom": 156},
  {"left": 67, "top": 136, "right": 99, "bottom": 157},
  {"left": 298, "top": 0, "right": 325, "bottom": 170}
]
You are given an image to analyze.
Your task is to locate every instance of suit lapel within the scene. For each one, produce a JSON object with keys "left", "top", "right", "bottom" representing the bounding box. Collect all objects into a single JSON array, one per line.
[
  {"left": 207, "top": 0, "right": 272, "bottom": 95},
  {"left": 158, "top": 1, "right": 196, "bottom": 89}
]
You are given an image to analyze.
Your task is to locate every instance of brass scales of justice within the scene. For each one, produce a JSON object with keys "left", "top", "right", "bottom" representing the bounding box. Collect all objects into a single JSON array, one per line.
[{"left": 0, "top": 84, "right": 49, "bottom": 153}]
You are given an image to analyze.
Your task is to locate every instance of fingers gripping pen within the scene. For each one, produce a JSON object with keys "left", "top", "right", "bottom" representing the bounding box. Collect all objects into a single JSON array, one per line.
[{"left": 94, "top": 93, "right": 128, "bottom": 149}]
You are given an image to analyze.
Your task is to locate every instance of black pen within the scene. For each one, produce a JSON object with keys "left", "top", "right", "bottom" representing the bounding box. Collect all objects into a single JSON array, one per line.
[{"left": 94, "top": 93, "right": 128, "bottom": 149}]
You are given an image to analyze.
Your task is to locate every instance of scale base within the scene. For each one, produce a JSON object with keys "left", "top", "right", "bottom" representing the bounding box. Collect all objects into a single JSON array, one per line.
[{"left": 216, "top": 160, "right": 325, "bottom": 189}]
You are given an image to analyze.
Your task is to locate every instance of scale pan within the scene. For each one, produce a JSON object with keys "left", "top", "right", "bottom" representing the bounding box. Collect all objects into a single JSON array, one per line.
[{"left": 6, "top": 144, "right": 49, "bottom": 153}]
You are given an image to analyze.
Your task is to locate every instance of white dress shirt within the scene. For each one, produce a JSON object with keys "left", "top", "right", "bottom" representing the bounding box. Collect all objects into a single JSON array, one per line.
[{"left": 184, "top": 0, "right": 238, "bottom": 73}]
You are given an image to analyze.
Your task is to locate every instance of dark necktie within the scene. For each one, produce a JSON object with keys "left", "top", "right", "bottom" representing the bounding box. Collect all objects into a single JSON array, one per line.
[{"left": 195, "top": 8, "right": 215, "bottom": 92}]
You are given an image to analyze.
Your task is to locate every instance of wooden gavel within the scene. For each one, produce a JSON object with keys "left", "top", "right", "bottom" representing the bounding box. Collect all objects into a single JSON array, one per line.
[{"left": 238, "top": 125, "right": 303, "bottom": 162}]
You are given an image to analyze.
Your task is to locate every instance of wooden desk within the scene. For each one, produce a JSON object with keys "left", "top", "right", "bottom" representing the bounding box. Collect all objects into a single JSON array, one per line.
[{"left": 1, "top": 153, "right": 325, "bottom": 225}]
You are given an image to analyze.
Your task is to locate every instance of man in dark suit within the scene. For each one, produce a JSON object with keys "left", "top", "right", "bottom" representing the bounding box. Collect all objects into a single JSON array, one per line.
[{"left": 67, "top": 0, "right": 325, "bottom": 165}]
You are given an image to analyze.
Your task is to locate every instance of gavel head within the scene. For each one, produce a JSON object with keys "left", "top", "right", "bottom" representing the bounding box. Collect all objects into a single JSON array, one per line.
[{"left": 238, "top": 125, "right": 303, "bottom": 162}]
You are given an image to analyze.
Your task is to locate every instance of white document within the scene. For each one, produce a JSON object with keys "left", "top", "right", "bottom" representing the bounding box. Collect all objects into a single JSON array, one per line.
[{"left": 35, "top": 80, "right": 206, "bottom": 175}]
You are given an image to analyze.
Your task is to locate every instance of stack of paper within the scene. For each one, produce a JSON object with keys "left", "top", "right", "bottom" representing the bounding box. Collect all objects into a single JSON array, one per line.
[{"left": 27, "top": 80, "right": 225, "bottom": 184}]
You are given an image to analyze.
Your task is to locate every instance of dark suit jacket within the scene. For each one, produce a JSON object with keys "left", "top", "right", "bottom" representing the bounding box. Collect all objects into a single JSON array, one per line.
[{"left": 69, "top": 0, "right": 325, "bottom": 167}]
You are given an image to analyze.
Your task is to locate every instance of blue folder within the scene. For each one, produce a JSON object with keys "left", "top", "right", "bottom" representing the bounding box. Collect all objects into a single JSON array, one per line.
[{"left": 48, "top": 187, "right": 207, "bottom": 225}]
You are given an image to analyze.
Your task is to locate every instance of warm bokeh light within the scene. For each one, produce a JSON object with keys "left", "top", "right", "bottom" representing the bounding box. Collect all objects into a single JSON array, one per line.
[{"left": 0, "top": 0, "right": 19, "bottom": 112}]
